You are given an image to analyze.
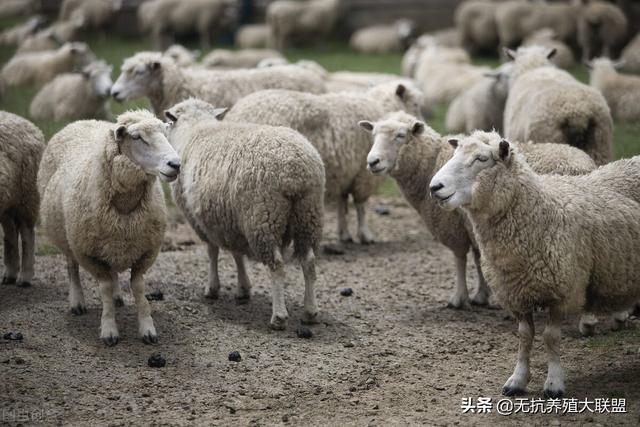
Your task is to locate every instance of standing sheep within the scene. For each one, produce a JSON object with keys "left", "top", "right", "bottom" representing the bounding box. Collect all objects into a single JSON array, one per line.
[
  {"left": 202, "top": 48, "right": 284, "bottom": 69},
  {"left": 59, "top": 0, "right": 122, "bottom": 31},
  {"left": 164, "top": 44, "right": 200, "bottom": 67},
  {"left": 522, "top": 28, "right": 575, "bottom": 69},
  {"left": 38, "top": 110, "right": 181, "bottom": 346},
  {"left": 349, "top": 19, "right": 414, "bottom": 54},
  {"left": 2, "top": 42, "right": 95, "bottom": 87},
  {"left": 110, "top": 52, "right": 326, "bottom": 117},
  {"left": 165, "top": 98, "right": 325, "bottom": 330},
  {"left": 577, "top": 0, "right": 628, "bottom": 61},
  {"left": 504, "top": 46, "right": 613, "bottom": 165},
  {"left": 226, "top": 81, "right": 424, "bottom": 244},
  {"left": 235, "top": 24, "right": 272, "bottom": 49},
  {"left": 454, "top": 0, "right": 499, "bottom": 54},
  {"left": 30, "top": 60, "right": 113, "bottom": 121},
  {"left": 267, "top": 0, "right": 341, "bottom": 50},
  {"left": 588, "top": 57, "right": 640, "bottom": 122},
  {"left": 429, "top": 135, "right": 640, "bottom": 398},
  {"left": 0, "top": 16, "right": 46, "bottom": 46},
  {"left": 620, "top": 33, "right": 640, "bottom": 73},
  {"left": 361, "top": 114, "right": 595, "bottom": 309},
  {"left": 0, "top": 111, "right": 45, "bottom": 288},
  {"left": 402, "top": 36, "right": 470, "bottom": 78},
  {"left": 16, "top": 12, "right": 85, "bottom": 53}
]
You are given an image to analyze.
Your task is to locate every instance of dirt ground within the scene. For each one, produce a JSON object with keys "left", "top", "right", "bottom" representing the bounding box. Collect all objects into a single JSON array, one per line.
[{"left": 1, "top": 195, "right": 639, "bottom": 426}]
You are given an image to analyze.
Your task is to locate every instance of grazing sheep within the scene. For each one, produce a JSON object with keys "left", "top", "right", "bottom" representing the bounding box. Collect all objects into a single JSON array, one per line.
[
  {"left": 202, "top": 48, "right": 284, "bottom": 69},
  {"left": 164, "top": 98, "right": 324, "bottom": 329},
  {"left": 587, "top": 57, "right": 640, "bottom": 122},
  {"left": 454, "top": 0, "right": 499, "bottom": 54},
  {"left": 429, "top": 134, "right": 640, "bottom": 398},
  {"left": 577, "top": 0, "right": 627, "bottom": 61},
  {"left": 30, "top": 60, "right": 113, "bottom": 121},
  {"left": 402, "top": 35, "right": 470, "bottom": 78},
  {"left": 522, "top": 28, "right": 575, "bottom": 69},
  {"left": 361, "top": 115, "right": 595, "bottom": 309},
  {"left": 0, "top": 16, "right": 46, "bottom": 46},
  {"left": 445, "top": 62, "right": 512, "bottom": 134},
  {"left": 110, "top": 52, "right": 326, "bottom": 117},
  {"left": 267, "top": 0, "right": 341, "bottom": 50},
  {"left": 620, "top": 33, "right": 640, "bottom": 73},
  {"left": 16, "top": 13, "right": 85, "bottom": 53},
  {"left": 0, "top": 0, "right": 37, "bottom": 19},
  {"left": 349, "top": 19, "right": 414, "bottom": 54},
  {"left": 59, "top": 0, "right": 122, "bottom": 31},
  {"left": 2, "top": 42, "right": 95, "bottom": 87},
  {"left": 235, "top": 24, "right": 272, "bottom": 49},
  {"left": 38, "top": 110, "right": 181, "bottom": 346},
  {"left": 164, "top": 44, "right": 200, "bottom": 67},
  {"left": 226, "top": 81, "right": 424, "bottom": 244},
  {"left": 504, "top": 46, "right": 613, "bottom": 165},
  {"left": 427, "top": 27, "right": 462, "bottom": 48},
  {"left": 0, "top": 111, "right": 45, "bottom": 288}
]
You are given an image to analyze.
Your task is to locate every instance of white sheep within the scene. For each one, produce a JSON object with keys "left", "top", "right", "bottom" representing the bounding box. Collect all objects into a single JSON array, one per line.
[
  {"left": 445, "top": 62, "right": 512, "bottom": 134},
  {"left": 164, "top": 98, "right": 325, "bottom": 329},
  {"left": 58, "top": 0, "right": 122, "bottom": 31},
  {"left": 2, "top": 42, "right": 95, "bottom": 87},
  {"left": 429, "top": 133, "right": 640, "bottom": 398},
  {"left": 226, "top": 81, "right": 424, "bottom": 245},
  {"left": 621, "top": 33, "right": 640, "bottom": 73},
  {"left": 38, "top": 110, "right": 181, "bottom": 346},
  {"left": 504, "top": 45, "right": 613, "bottom": 165},
  {"left": 202, "top": 48, "right": 284, "bottom": 69},
  {"left": 522, "top": 28, "right": 575, "bottom": 69},
  {"left": 267, "top": 0, "right": 341, "bottom": 50},
  {"left": 0, "top": 15, "right": 45, "bottom": 46},
  {"left": 235, "top": 24, "right": 272, "bottom": 49},
  {"left": 30, "top": 60, "right": 113, "bottom": 121},
  {"left": 16, "top": 12, "right": 85, "bottom": 53},
  {"left": 588, "top": 57, "right": 640, "bottom": 123},
  {"left": 402, "top": 35, "right": 470, "bottom": 78},
  {"left": 164, "top": 44, "right": 200, "bottom": 67},
  {"left": 110, "top": 52, "right": 326, "bottom": 117},
  {"left": 454, "top": 0, "right": 499, "bottom": 54},
  {"left": 349, "top": 19, "right": 414, "bottom": 54},
  {"left": 577, "top": 0, "right": 627, "bottom": 62},
  {"left": 0, "top": 111, "right": 45, "bottom": 288},
  {"left": 0, "top": 0, "right": 37, "bottom": 19},
  {"left": 361, "top": 114, "right": 595, "bottom": 309}
]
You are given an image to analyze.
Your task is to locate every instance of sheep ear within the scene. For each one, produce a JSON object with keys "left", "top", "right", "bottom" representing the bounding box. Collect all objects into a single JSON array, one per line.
[
  {"left": 546, "top": 47, "right": 557, "bottom": 60},
  {"left": 498, "top": 139, "right": 510, "bottom": 160},
  {"left": 114, "top": 126, "right": 127, "bottom": 142},
  {"left": 448, "top": 138, "right": 458, "bottom": 148},
  {"left": 504, "top": 48, "right": 517, "bottom": 60},
  {"left": 395, "top": 84, "right": 406, "bottom": 99},
  {"left": 358, "top": 120, "right": 374, "bottom": 132},
  {"left": 165, "top": 110, "right": 178, "bottom": 123},
  {"left": 411, "top": 121, "right": 425, "bottom": 135},
  {"left": 213, "top": 108, "right": 228, "bottom": 120},
  {"left": 150, "top": 61, "right": 161, "bottom": 71}
]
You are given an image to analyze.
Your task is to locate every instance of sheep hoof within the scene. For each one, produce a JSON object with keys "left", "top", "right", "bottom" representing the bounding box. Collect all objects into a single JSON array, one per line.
[
  {"left": 447, "top": 296, "right": 470, "bottom": 310},
  {"left": 70, "top": 305, "right": 87, "bottom": 316},
  {"left": 204, "top": 288, "right": 219, "bottom": 300},
  {"left": 339, "top": 235, "right": 354, "bottom": 244},
  {"left": 102, "top": 335, "right": 119, "bottom": 347},
  {"left": 358, "top": 232, "right": 376, "bottom": 245},
  {"left": 1, "top": 276, "right": 16, "bottom": 285},
  {"left": 235, "top": 293, "right": 251, "bottom": 305},
  {"left": 470, "top": 293, "right": 489, "bottom": 307},
  {"left": 270, "top": 314, "right": 289, "bottom": 330},
  {"left": 578, "top": 322, "right": 596, "bottom": 337},
  {"left": 17, "top": 281, "right": 32, "bottom": 288},
  {"left": 301, "top": 310, "right": 320, "bottom": 325},
  {"left": 142, "top": 332, "right": 158, "bottom": 345},
  {"left": 113, "top": 296, "right": 125, "bottom": 307},
  {"left": 502, "top": 386, "right": 526, "bottom": 397},
  {"left": 543, "top": 388, "right": 564, "bottom": 399}
]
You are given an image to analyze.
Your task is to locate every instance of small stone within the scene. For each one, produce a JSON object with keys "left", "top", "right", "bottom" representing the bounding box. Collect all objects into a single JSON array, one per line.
[
  {"left": 13, "top": 357, "right": 25, "bottom": 365},
  {"left": 282, "top": 414, "right": 289, "bottom": 422},
  {"left": 145, "top": 290, "right": 164, "bottom": 301},
  {"left": 296, "top": 327, "right": 313, "bottom": 339},
  {"left": 228, "top": 351, "right": 242, "bottom": 362},
  {"left": 375, "top": 205, "right": 391, "bottom": 216},
  {"left": 147, "top": 353, "right": 166, "bottom": 368},
  {"left": 340, "top": 288, "right": 353, "bottom": 297},
  {"left": 3, "top": 332, "right": 23, "bottom": 341},
  {"left": 343, "top": 341, "right": 354, "bottom": 348}
]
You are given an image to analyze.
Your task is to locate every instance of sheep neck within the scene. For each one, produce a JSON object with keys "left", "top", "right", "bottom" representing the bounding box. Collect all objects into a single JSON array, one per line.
[
  {"left": 150, "top": 63, "right": 191, "bottom": 117},
  {"left": 102, "top": 141, "right": 153, "bottom": 214}
]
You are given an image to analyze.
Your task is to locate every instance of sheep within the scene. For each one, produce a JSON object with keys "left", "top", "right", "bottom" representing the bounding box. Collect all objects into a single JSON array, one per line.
[
  {"left": 235, "top": 24, "right": 272, "bottom": 49},
  {"left": 0, "top": 15, "right": 46, "bottom": 46},
  {"left": 0, "top": 0, "right": 37, "bottom": 19},
  {"left": 38, "top": 110, "right": 181, "bottom": 346},
  {"left": 587, "top": 57, "right": 640, "bottom": 123},
  {"left": 225, "top": 80, "right": 424, "bottom": 245},
  {"left": 402, "top": 35, "right": 470, "bottom": 78},
  {"left": 16, "top": 12, "right": 85, "bottom": 53},
  {"left": 427, "top": 27, "right": 462, "bottom": 48},
  {"left": 429, "top": 133, "right": 640, "bottom": 398},
  {"left": 110, "top": 52, "right": 326, "bottom": 117},
  {"left": 0, "top": 111, "right": 45, "bottom": 288},
  {"left": 620, "top": 33, "right": 640, "bottom": 73},
  {"left": 2, "top": 42, "right": 95, "bottom": 87},
  {"left": 504, "top": 45, "right": 613, "bottom": 165},
  {"left": 349, "top": 19, "right": 414, "bottom": 54},
  {"left": 454, "top": 0, "right": 499, "bottom": 54},
  {"left": 361, "top": 114, "right": 595, "bottom": 309},
  {"left": 445, "top": 62, "right": 512, "bottom": 134},
  {"left": 164, "top": 44, "right": 200, "bottom": 67},
  {"left": 164, "top": 98, "right": 324, "bottom": 330},
  {"left": 138, "top": 0, "right": 237, "bottom": 50},
  {"left": 522, "top": 28, "right": 575, "bottom": 69},
  {"left": 202, "top": 48, "right": 284, "bottom": 69},
  {"left": 267, "top": 0, "right": 341, "bottom": 50},
  {"left": 30, "top": 60, "right": 113, "bottom": 121},
  {"left": 577, "top": 0, "right": 628, "bottom": 62},
  {"left": 59, "top": 0, "right": 122, "bottom": 31}
]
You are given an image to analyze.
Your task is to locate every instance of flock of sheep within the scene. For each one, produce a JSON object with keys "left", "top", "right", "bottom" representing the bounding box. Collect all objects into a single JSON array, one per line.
[{"left": 1, "top": 0, "right": 640, "bottom": 401}]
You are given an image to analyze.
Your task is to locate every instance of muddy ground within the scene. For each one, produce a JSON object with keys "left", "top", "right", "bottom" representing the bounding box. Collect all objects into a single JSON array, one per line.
[{"left": 1, "top": 195, "right": 639, "bottom": 426}]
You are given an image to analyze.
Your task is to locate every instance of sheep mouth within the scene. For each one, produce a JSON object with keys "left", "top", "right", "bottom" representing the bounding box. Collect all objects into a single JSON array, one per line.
[
  {"left": 159, "top": 171, "right": 178, "bottom": 182},
  {"left": 368, "top": 165, "right": 387, "bottom": 175},
  {"left": 434, "top": 192, "right": 454, "bottom": 203}
]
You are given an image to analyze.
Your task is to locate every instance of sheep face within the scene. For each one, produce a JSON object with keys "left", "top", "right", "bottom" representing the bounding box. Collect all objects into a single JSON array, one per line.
[
  {"left": 111, "top": 54, "right": 162, "bottom": 102},
  {"left": 164, "top": 98, "right": 227, "bottom": 125},
  {"left": 113, "top": 120, "right": 181, "bottom": 182},
  {"left": 430, "top": 132, "right": 511, "bottom": 211},
  {"left": 360, "top": 117, "right": 425, "bottom": 175},
  {"left": 83, "top": 61, "right": 113, "bottom": 98}
]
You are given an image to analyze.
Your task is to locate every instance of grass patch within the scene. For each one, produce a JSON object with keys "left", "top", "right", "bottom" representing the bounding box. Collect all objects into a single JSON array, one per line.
[
  {"left": 583, "top": 325, "right": 640, "bottom": 349},
  {"left": 35, "top": 242, "right": 61, "bottom": 256}
]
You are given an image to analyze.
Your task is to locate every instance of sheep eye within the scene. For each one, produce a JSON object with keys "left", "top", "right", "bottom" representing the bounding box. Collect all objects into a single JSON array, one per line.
[
  {"left": 477, "top": 156, "right": 489, "bottom": 162},
  {"left": 135, "top": 69, "right": 145, "bottom": 76},
  {"left": 131, "top": 134, "right": 141, "bottom": 140},
  {"left": 396, "top": 133, "right": 406, "bottom": 140}
]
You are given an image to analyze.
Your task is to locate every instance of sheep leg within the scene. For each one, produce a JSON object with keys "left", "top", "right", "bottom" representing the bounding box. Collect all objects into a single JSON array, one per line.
[
  {"left": 99, "top": 272, "right": 120, "bottom": 346},
  {"left": 578, "top": 312, "right": 598, "bottom": 337},
  {"left": 300, "top": 249, "right": 319, "bottom": 324},
  {"left": 611, "top": 310, "right": 629, "bottom": 331},
  {"left": 204, "top": 243, "right": 221, "bottom": 299},
  {"left": 355, "top": 201, "right": 375, "bottom": 244},
  {"left": 67, "top": 257, "right": 86, "bottom": 315},
  {"left": 233, "top": 252, "right": 252, "bottom": 302},
  {"left": 448, "top": 254, "right": 470, "bottom": 309},
  {"left": 543, "top": 309, "right": 565, "bottom": 398},
  {"left": 269, "top": 249, "right": 289, "bottom": 330},
  {"left": 130, "top": 268, "right": 157, "bottom": 344},
  {"left": 1, "top": 217, "right": 19, "bottom": 284},
  {"left": 337, "top": 194, "right": 353, "bottom": 243},
  {"left": 470, "top": 247, "right": 490, "bottom": 306},
  {"left": 502, "top": 312, "right": 534, "bottom": 396},
  {"left": 16, "top": 220, "right": 35, "bottom": 287},
  {"left": 112, "top": 278, "right": 124, "bottom": 307}
]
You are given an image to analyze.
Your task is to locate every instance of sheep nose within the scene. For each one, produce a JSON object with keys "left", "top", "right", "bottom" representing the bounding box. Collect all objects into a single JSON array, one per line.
[
  {"left": 429, "top": 182, "right": 444, "bottom": 195},
  {"left": 110, "top": 89, "right": 120, "bottom": 98},
  {"left": 368, "top": 158, "right": 380, "bottom": 168},
  {"left": 167, "top": 160, "right": 180, "bottom": 172}
]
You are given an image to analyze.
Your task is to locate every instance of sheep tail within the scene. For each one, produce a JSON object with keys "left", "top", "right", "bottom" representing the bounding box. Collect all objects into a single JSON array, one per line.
[
  {"left": 561, "top": 117, "right": 596, "bottom": 152},
  {"left": 289, "top": 192, "right": 323, "bottom": 261}
]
